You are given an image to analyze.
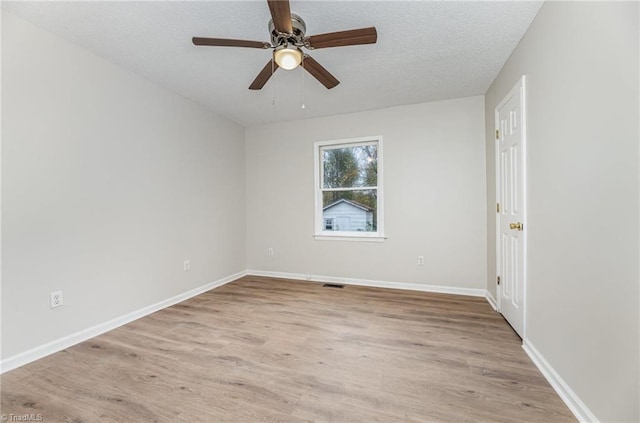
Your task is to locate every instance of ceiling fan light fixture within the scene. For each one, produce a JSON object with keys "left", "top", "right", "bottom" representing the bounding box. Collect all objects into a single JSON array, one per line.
[{"left": 274, "top": 46, "right": 303, "bottom": 70}]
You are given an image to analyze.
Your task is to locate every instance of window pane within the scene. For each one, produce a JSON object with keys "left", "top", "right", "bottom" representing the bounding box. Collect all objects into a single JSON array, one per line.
[
  {"left": 322, "top": 190, "right": 377, "bottom": 232},
  {"left": 322, "top": 144, "right": 377, "bottom": 189}
]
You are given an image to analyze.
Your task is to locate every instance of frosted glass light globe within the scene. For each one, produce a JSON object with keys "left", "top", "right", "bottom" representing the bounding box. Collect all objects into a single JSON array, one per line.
[{"left": 274, "top": 47, "right": 303, "bottom": 70}]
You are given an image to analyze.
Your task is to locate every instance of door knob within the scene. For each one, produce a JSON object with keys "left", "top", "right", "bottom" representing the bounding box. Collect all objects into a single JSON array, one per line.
[{"left": 510, "top": 222, "right": 523, "bottom": 231}]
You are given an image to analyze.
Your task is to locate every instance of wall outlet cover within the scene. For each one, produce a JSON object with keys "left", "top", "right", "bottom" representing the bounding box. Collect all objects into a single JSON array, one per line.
[{"left": 50, "top": 291, "right": 63, "bottom": 308}]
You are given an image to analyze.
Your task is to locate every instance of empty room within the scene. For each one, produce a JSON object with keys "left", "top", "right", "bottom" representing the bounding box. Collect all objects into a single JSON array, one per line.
[{"left": 1, "top": 1, "right": 638, "bottom": 422}]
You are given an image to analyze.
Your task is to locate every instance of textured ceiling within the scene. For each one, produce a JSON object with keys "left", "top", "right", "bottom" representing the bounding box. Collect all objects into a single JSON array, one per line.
[{"left": 2, "top": 1, "right": 542, "bottom": 127}]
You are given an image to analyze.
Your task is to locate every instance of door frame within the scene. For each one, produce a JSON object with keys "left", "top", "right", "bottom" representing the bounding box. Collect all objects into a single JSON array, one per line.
[{"left": 495, "top": 75, "right": 528, "bottom": 338}]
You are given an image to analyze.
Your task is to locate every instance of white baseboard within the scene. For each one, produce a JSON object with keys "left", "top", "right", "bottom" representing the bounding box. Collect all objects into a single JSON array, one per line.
[
  {"left": 246, "top": 270, "right": 486, "bottom": 297},
  {"left": 523, "top": 339, "right": 599, "bottom": 423},
  {"left": 0, "top": 270, "right": 247, "bottom": 374},
  {"left": 485, "top": 291, "right": 498, "bottom": 311}
]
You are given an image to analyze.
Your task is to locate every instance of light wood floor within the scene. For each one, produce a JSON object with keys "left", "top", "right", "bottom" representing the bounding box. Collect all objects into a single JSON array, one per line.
[{"left": 1, "top": 276, "right": 575, "bottom": 422}]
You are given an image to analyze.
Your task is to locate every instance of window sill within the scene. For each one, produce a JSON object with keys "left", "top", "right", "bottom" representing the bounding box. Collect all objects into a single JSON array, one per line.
[{"left": 313, "top": 234, "right": 386, "bottom": 243}]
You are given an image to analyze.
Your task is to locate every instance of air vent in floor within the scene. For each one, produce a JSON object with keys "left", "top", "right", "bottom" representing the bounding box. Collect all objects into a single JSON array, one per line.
[{"left": 322, "top": 283, "right": 345, "bottom": 289}]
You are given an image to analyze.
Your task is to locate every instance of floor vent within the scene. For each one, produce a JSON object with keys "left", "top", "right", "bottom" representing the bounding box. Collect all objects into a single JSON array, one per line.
[{"left": 322, "top": 283, "right": 345, "bottom": 289}]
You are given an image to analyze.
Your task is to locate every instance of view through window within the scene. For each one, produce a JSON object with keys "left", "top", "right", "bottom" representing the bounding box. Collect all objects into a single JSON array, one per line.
[{"left": 315, "top": 137, "right": 383, "bottom": 238}]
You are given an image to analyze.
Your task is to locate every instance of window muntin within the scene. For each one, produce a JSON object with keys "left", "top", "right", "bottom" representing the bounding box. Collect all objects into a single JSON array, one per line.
[{"left": 314, "top": 137, "right": 383, "bottom": 239}]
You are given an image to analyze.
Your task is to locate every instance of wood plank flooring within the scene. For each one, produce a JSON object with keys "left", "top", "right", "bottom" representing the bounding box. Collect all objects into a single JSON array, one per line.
[{"left": 1, "top": 276, "right": 575, "bottom": 422}]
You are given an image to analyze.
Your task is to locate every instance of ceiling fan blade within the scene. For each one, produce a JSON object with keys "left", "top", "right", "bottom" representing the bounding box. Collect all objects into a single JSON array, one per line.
[
  {"left": 306, "top": 27, "right": 377, "bottom": 49},
  {"left": 302, "top": 55, "right": 339, "bottom": 89},
  {"left": 249, "top": 60, "right": 279, "bottom": 90},
  {"left": 192, "top": 37, "right": 271, "bottom": 49},
  {"left": 267, "top": 0, "right": 293, "bottom": 34}
]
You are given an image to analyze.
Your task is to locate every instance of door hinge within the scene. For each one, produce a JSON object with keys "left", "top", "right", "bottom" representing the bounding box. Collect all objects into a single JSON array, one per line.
[
  {"left": 496, "top": 129, "right": 500, "bottom": 140},
  {"left": 496, "top": 203, "right": 500, "bottom": 213},
  {"left": 497, "top": 276, "right": 501, "bottom": 285}
]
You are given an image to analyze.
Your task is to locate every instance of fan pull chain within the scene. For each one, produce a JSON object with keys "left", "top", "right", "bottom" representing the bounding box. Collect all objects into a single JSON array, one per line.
[
  {"left": 301, "top": 56, "right": 306, "bottom": 110},
  {"left": 271, "top": 58, "right": 276, "bottom": 118}
]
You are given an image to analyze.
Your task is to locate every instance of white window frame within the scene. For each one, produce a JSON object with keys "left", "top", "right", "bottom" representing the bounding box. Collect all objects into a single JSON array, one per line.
[{"left": 313, "top": 136, "right": 385, "bottom": 242}]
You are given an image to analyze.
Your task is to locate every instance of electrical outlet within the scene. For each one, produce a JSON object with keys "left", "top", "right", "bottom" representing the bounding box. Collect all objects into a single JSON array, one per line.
[
  {"left": 50, "top": 291, "right": 63, "bottom": 308},
  {"left": 417, "top": 256, "right": 425, "bottom": 266},
  {"left": 183, "top": 260, "right": 191, "bottom": 271},
  {"left": 267, "top": 248, "right": 274, "bottom": 257}
]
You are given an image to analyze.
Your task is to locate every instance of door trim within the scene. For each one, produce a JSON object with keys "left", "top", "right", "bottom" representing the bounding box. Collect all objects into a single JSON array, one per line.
[{"left": 495, "top": 75, "right": 528, "bottom": 338}]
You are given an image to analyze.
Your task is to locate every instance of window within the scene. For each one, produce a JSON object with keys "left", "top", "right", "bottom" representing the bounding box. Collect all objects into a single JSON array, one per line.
[{"left": 314, "top": 136, "right": 384, "bottom": 240}]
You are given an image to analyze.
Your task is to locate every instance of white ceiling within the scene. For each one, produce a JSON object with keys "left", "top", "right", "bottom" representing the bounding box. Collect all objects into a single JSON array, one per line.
[{"left": 2, "top": 1, "right": 542, "bottom": 127}]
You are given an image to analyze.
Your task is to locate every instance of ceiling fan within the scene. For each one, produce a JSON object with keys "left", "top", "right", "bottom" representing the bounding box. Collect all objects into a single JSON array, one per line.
[{"left": 192, "top": 0, "right": 378, "bottom": 90}]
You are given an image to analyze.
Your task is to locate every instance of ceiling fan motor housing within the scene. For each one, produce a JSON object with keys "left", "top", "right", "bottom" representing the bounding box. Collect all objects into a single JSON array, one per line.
[{"left": 269, "top": 13, "right": 307, "bottom": 47}]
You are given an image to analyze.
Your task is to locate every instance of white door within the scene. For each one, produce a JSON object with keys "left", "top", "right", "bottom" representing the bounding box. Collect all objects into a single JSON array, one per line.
[{"left": 496, "top": 76, "right": 526, "bottom": 338}]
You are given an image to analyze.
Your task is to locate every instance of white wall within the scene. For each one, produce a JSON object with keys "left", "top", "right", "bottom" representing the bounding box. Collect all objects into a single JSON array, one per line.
[
  {"left": 485, "top": 2, "right": 639, "bottom": 422},
  {"left": 1, "top": 13, "right": 246, "bottom": 360},
  {"left": 246, "top": 96, "right": 486, "bottom": 290}
]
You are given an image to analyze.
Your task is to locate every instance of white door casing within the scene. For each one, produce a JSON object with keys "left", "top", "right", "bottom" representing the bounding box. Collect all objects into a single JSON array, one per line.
[{"left": 495, "top": 76, "right": 527, "bottom": 338}]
